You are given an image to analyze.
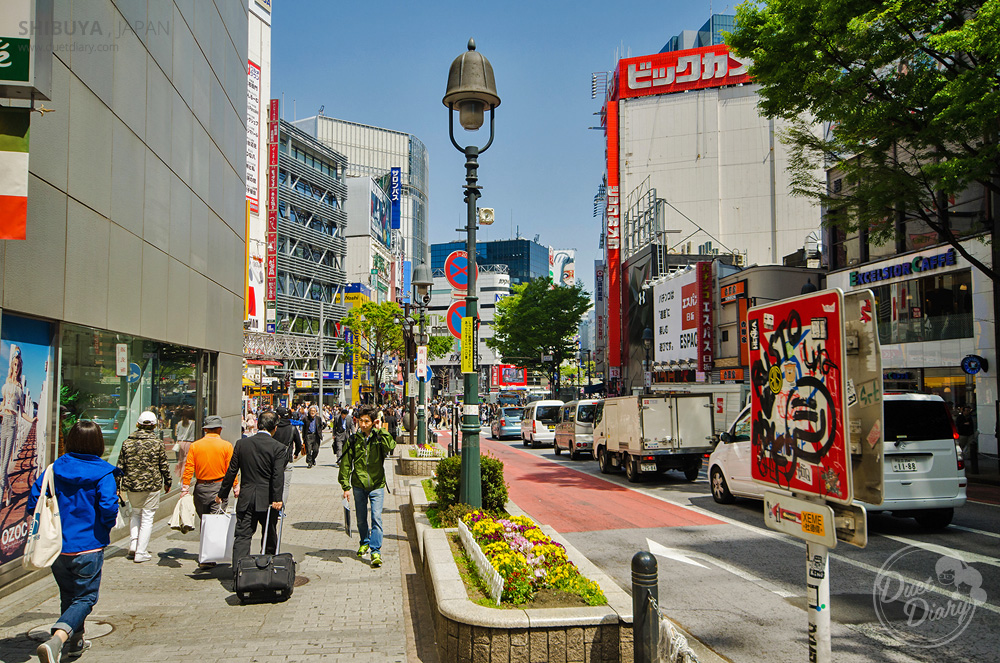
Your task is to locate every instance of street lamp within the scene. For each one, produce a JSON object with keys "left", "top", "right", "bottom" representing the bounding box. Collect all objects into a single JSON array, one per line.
[
  {"left": 642, "top": 327, "right": 653, "bottom": 394},
  {"left": 413, "top": 261, "right": 434, "bottom": 447},
  {"left": 444, "top": 38, "right": 500, "bottom": 508}
]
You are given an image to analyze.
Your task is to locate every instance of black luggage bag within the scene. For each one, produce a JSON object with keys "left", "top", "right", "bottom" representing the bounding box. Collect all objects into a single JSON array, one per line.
[{"left": 235, "top": 509, "right": 295, "bottom": 603}]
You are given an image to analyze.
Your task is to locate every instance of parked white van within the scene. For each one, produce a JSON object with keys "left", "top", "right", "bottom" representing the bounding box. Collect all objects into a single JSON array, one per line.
[
  {"left": 708, "top": 393, "right": 967, "bottom": 528},
  {"left": 520, "top": 400, "right": 564, "bottom": 447},
  {"left": 554, "top": 399, "right": 600, "bottom": 460}
]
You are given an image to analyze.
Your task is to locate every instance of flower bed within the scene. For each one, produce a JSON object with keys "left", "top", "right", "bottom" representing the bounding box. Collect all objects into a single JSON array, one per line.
[
  {"left": 410, "top": 444, "right": 445, "bottom": 458},
  {"left": 459, "top": 510, "right": 606, "bottom": 607},
  {"left": 397, "top": 445, "right": 444, "bottom": 476}
]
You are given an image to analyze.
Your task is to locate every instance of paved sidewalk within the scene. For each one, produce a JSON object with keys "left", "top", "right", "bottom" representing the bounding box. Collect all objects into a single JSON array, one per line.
[{"left": 0, "top": 437, "right": 414, "bottom": 663}]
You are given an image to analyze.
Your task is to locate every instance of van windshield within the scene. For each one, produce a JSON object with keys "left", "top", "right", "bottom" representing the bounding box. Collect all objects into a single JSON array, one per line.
[
  {"left": 884, "top": 400, "right": 954, "bottom": 442},
  {"left": 535, "top": 406, "right": 561, "bottom": 423},
  {"left": 577, "top": 405, "right": 597, "bottom": 423}
]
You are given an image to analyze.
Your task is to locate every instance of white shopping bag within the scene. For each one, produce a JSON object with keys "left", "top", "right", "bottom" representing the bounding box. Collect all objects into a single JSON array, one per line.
[
  {"left": 198, "top": 512, "right": 236, "bottom": 564},
  {"left": 23, "top": 465, "right": 62, "bottom": 570}
]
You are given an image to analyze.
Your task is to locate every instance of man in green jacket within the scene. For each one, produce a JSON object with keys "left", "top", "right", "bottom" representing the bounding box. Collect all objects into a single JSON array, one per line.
[{"left": 339, "top": 405, "right": 395, "bottom": 568}]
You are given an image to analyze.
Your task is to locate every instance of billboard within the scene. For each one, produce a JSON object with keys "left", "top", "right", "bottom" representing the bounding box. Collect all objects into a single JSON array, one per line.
[
  {"left": 390, "top": 167, "right": 402, "bottom": 229},
  {"left": 652, "top": 268, "right": 698, "bottom": 364},
  {"left": 370, "top": 180, "right": 392, "bottom": 249},
  {"left": 549, "top": 248, "right": 576, "bottom": 287},
  {"left": 747, "top": 290, "right": 852, "bottom": 505},
  {"left": 618, "top": 44, "right": 751, "bottom": 100},
  {"left": 498, "top": 365, "right": 527, "bottom": 387}
]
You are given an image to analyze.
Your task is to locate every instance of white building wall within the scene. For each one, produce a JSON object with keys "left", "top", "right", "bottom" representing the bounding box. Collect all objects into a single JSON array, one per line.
[{"left": 427, "top": 272, "right": 510, "bottom": 368}]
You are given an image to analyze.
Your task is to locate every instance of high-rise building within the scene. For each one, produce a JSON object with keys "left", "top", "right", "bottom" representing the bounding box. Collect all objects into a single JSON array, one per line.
[
  {"left": 293, "top": 116, "right": 429, "bottom": 267},
  {"left": 431, "top": 238, "right": 549, "bottom": 286},
  {"left": 344, "top": 176, "right": 395, "bottom": 303},
  {"left": 660, "top": 14, "right": 736, "bottom": 53}
]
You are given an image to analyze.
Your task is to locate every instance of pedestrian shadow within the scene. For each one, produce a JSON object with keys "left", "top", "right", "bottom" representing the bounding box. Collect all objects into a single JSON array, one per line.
[
  {"left": 156, "top": 547, "right": 199, "bottom": 568},
  {"left": 305, "top": 548, "right": 354, "bottom": 563},
  {"left": 292, "top": 521, "right": 342, "bottom": 531},
  {"left": 0, "top": 634, "right": 34, "bottom": 662}
]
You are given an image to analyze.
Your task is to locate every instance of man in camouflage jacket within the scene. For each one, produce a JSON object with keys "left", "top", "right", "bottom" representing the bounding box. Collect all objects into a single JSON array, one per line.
[{"left": 116, "top": 411, "right": 171, "bottom": 562}]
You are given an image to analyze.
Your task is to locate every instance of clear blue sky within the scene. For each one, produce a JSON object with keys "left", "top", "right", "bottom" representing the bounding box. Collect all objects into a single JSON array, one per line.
[{"left": 272, "top": 0, "right": 729, "bottom": 296}]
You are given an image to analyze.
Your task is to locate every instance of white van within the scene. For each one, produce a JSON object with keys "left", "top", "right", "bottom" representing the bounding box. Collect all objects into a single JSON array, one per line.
[
  {"left": 554, "top": 399, "right": 600, "bottom": 460},
  {"left": 520, "top": 400, "right": 564, "bottom": 447},
  {"left": 708, "top": 393, "right": 967, "bottom": 528}
]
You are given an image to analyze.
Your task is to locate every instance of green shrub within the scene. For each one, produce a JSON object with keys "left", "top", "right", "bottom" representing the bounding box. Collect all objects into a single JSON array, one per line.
[
  {"left": 438, "top": 503, "right": 478, "bottom": 527},
  {"left": 433, "top": 453, "right": 508, "bottom": 512}
]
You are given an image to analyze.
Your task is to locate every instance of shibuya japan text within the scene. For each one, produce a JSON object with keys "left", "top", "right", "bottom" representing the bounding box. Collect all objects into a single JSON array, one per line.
[{"left": 0, "top": 1, "right": 998, "bottom": 663}]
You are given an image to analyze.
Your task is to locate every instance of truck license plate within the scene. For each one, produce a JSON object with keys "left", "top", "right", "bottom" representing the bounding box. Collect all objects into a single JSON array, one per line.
[
  {"left": 640, "top": 463, "right": 657, "bottom": 473},
  {"left": 891, "top": 458, "right": 917, "bottom": 472},
  {"left": 547, "top": 425, "right": 555, "bottom": 431}
]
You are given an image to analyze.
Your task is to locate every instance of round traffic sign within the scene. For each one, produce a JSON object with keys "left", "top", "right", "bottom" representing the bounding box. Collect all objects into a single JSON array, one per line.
[
  {"left": 445, "top": 250, "right": 468, "bottom": 290},
  {"left": 447, "top": 301, "right": 465, "bottom": 339}
]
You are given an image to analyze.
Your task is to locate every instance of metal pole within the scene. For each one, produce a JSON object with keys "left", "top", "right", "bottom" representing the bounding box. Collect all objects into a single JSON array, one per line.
[
  {"left": 806, "top": 542, "right": 832, "bottom": 663},
  {"left": 319, "top": 301, "right": 324, "bottom": 409},
  {"left": 417, "top": 306, "right": 427, "bottom": 447},
  {"left": 459, "top": 145, "right": 482, "bottom": 508},
  {"left": 631, "top": 551, "right": 658, "bottom": 663}
]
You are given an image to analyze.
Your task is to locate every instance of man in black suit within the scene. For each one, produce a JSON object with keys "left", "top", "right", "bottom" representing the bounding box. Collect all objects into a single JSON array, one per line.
[{"left": 217, "top": 410, "right": 285, "bottom": 571}]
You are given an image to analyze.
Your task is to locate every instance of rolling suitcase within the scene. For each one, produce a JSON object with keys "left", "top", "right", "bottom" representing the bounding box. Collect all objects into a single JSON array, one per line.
[{"left": 234, "top": 509, "right": 295, "bottom": 603}]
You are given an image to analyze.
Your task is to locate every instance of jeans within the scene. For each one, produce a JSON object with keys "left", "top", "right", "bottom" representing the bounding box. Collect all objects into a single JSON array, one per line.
[
  {"left": 353, "top": 486, "right": 385, "bottom": 554},
  {"left": 127, "top": 490, "right": 161, "bottom": 556},
  {"left": 51, "top": 550, "right": 104, "bottom": 638}
]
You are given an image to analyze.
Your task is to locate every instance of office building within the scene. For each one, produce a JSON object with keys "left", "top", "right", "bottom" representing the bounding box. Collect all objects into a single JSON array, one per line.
[
  {"left": 344, "top": 176, "right": 397, "bottom": 304},
  {"left": 660, "top": 14, "right": 735, "bottom": 53},
  {"left": 431, "top": 238, "right": 549, "bottom": 286}
]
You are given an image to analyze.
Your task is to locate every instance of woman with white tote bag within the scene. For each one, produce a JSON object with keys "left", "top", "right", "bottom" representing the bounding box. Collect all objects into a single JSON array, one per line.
[{"left": 27, "top": 421, "right": 118, "bottom": 663}]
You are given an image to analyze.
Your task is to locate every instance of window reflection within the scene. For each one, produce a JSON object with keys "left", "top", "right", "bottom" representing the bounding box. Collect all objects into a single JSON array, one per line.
[{"left": 872, "top": 270, "right": 973, "bottom": 344}]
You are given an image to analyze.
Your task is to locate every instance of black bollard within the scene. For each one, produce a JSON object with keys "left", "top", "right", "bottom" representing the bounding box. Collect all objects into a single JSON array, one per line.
[{"left": 632, "top": 551, "right": 659, "bottom": 663}]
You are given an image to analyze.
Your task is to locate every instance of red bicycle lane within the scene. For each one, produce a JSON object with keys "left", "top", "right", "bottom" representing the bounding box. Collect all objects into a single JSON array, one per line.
[{"left": 435, "top": 431, "right": 723, "bottom": 533}]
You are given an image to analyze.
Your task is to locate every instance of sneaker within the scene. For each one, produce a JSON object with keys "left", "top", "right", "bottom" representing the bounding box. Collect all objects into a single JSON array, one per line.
[
  {"left": 126, "top": 551, "right": 135, "bottom": 560},
  {"left": 36, "top": 635, "right": 62, "bottom": 663},
  {"left": 133, "top": 552, "right": 152, "bottom": 563},
  {"left": 66, "top": 638, "right": 92, "bottom": 658},
  {"left": 357, "top": 544, "right": 370, "bottom": 557},
  {"left": 371, "top": 552, "right": 382, "bottom": 568}
]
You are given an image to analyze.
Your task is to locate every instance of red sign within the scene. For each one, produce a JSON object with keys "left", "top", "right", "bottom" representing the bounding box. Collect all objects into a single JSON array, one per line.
[
  {"left": 747, "top": 290, "right": 851, "bottom": 504},
  {"left": 446, "top": 301, "right": 465, "bottom": 339},
  {"left": 738, "top": 297, "right": 750, "bottom": 367},
  {"left": 605, "top": 93, "right": 621, "bottom": 374},
  {"left": 697, "top": 262, "right": 713, "bottom": 372},
  {"left": 444, "top": 250, "right": 469, "bottom": 291},
  {"left": 498, "top": 364, "right": 527, "bottom": 387},
  {"left": 721, "top": 279, "right": 746, "bottom": 304},
  {"left": 720, "top": 368, "right": 744, "bottom": 382},
  {"left": 618, "top": 45, "right": 751, "bottom": 100},
  {"left": 265, "top": 99, "right": 279, "bottom": 304},
  {"left": 681, "top": 282, "right": 698, "bottom": 330}
]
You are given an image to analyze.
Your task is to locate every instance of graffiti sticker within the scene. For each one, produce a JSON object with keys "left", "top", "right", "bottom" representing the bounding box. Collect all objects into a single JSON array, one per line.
[{"left": 748, "top": 290, "right": 853, "bottom": 504}]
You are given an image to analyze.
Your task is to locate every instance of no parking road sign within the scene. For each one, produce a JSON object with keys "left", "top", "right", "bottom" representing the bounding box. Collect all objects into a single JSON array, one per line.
[
  {"left": 445, "top": 250, "right": 468, "bottom": 291},
  {"left": 447, "top": 301, "right": 465, "bottom": 338}
]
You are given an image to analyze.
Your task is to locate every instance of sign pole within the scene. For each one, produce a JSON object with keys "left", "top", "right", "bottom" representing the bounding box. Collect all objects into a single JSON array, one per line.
[{"left": 806, "top": 541, "right": 832, "bottom": 663}]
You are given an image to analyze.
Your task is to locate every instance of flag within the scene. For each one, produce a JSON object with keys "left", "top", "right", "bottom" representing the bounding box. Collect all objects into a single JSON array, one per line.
[{"left": 0, "top": 108, "right": 29, "bottom": 240}]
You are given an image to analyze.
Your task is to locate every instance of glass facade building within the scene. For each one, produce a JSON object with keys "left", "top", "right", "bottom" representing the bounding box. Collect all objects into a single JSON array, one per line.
[
  {"left": 660, "top": 14, "right": 736, "bottom": 53},
  {"left": 431, "top": 239, "right": 550, "bottom": 286}
]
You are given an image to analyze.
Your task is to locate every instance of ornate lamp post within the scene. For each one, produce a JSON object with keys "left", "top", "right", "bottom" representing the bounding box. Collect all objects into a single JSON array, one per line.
[
  {"left": 412, "top": 261, "right": 434, "bottom": 447},
  {"left": 444, "top": 39, "right": 500, "bottom": 507}
]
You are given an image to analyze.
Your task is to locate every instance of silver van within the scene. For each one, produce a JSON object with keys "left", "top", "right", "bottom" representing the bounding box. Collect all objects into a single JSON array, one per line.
[{"left": 554, "top": 399, "right": 600, "bottom": 460}]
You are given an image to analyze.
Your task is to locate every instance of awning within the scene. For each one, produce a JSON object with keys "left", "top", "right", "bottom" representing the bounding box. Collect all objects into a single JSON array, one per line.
[
  {"left": 247, "top": 359, "right": 282, "bottom": 366},
  {"left": 242, "top": 377, "right": 256, "bottom": 387}
]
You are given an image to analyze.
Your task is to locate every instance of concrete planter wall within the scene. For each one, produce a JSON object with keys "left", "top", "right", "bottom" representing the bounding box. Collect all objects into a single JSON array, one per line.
[
  {"left": 414, "top": 493, "right": 633, "bottom": 663},
  {"left": 397, "top": 445, "right": 445, "bottom": 476}
]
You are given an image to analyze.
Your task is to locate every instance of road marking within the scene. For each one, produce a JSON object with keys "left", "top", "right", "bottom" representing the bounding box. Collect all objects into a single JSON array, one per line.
[
  {"left": 878, "top": 533, "right": 1000, "bottom": 568},
  {"left": 951, "top": 524, "right": 1000, "bottom": 539},
  {"left": 646, "top": 538, "right": 796, "bottom": 598}
]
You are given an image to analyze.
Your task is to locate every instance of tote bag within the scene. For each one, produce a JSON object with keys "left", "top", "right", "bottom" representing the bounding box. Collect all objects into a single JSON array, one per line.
[
  {"left": 22, "top": 464, "right": 62, "bottom": 570},
  {"left": 198, "top": 510, "right": 236, "bottom": 564}
]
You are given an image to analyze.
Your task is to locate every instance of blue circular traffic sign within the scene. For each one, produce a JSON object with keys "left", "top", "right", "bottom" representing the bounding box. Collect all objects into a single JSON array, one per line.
[
  {"left": 445, "top": 251, "right": 468, "bottom": 290},
  {"left": 447, "top": 301, "right": 465, "bottom": 339}
]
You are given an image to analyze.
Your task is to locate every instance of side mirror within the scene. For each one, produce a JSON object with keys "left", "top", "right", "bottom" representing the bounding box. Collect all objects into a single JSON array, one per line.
[{"left": 719, "top": 432, "right": 732, "bottom": 443}]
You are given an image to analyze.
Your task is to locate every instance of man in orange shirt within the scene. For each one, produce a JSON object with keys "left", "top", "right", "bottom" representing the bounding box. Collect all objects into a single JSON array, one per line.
[{"left": 181, "top": 416, "right": 238, "bottom": 519}]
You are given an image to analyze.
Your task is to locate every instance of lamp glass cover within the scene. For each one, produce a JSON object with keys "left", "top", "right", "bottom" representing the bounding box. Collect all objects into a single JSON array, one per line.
[{"left": 459, "top": 99, "right": 485, "bottom": 130}]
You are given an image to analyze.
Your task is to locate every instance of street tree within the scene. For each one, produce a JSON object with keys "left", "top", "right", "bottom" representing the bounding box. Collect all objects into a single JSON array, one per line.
[
  {"left": 728, "top": 0, "right": 1000, "bottom": 280},
  {"left": 487, "top": 277, "right": 591, "bottom": 395}
]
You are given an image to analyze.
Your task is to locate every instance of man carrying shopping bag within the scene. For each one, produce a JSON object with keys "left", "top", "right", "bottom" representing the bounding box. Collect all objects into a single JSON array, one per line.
[{"left": 183, "top": 415, "right": 238, "bottom": 568}]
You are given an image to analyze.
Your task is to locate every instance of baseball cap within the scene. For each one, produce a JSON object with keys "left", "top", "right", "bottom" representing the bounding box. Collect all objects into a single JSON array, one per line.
[
  {"left": 275, "top": 406, "right": 290, "bottom": 418},
  {"left": 137, "top": 411, "right": 157, "bottom": 426},
  {"left": 202, "top": 415, "right": 224, "bottom": 429}
]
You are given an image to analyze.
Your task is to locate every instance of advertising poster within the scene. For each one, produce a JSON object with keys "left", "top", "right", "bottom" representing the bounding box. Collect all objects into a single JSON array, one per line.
[
  {"left": 0, "top": 314, "right": 53, "bottom": 565},
  {"left": 549, "top": 248, "right": 576, "bottom": 287},
  {"left": 371, "top": 182, "right": 391, "bottom": 250},
  {"left": 747, "top": 290, "right": 852, "bottom": 505}
]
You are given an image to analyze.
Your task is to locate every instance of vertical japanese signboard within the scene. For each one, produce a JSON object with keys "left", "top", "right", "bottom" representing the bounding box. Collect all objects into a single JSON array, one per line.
[
  {"left": 390, "top": 166, "right": 401, "bottom": 230},
  {"left": 246, "top": 60, "right": 261, "bottom": 214},
  {"left": 605, "top": 96, "right": 621, "bottom": 377},
  {"left": 747, "top": 290, "right": 852, "bottom": 505},
  {"left": 265, "top": 99, "right": 278, "bottom": 332},
  {"left": 697, "top": 262, "right": 713, "bottom": 372}
]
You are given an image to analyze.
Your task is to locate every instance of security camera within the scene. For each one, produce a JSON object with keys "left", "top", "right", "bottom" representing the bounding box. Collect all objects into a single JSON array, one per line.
[{"left": 421, "top": 293, "right": 432, "bottom": 306}]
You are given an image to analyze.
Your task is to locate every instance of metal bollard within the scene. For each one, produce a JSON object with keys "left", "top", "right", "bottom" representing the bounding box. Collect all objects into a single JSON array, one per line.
[{"left": 632, "top": 551, "right": 659, "bottom": 663}]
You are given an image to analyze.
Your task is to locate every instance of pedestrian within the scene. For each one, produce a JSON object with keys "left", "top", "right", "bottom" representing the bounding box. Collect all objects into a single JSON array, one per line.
[
  {"left": 217, "top": 410, "right": 285, "bottom": 572},
  {"left": 173, "top": 406, "right": 196, "bottom": 478},
  {"left": 383, "top": 406, "right": 400, "bottom": 442},
  {"left": 29, "top": 421, "right": 118, "bottom": 663},
  {"left": 181, "top": 415, "right": 239, "bottom": 567},
  {"left": 332, "top": 408, "right": 354, "bottom": 465},
  {"left": 303, "top": 405, "right": 325, "bottom": 468},
  {"left": 117, "top": 411, "right": 171, "bottom": 563},
  {"left": 270, "top": 407, "right": 303, "bottom": 506},
  {"left": 955, "top": 405, "right": 976, "bottom": 455},
  {"left": 339, "top": 405, "right": 396, "bottom": 568}
]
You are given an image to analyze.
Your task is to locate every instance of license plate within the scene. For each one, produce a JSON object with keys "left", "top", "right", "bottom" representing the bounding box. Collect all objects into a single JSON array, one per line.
[
  {"left": 891, "top": 458, "right": 917, "bottom": 472},
  {"left": 548, "top": 425, "right": 555, "bottom": 431},
  {"left": 640, "top": 463, "right": 657, "bottom": 472}
]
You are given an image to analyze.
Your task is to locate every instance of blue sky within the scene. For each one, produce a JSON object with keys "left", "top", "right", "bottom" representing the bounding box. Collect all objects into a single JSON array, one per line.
[{"left": 271, "top": 0, "right": 730, "bottom": 296}]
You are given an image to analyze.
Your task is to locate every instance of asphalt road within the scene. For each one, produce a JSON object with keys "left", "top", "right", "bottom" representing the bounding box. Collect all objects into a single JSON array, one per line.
[{"left": 473, "top": 428, "right": 1000, "bottom": 663}]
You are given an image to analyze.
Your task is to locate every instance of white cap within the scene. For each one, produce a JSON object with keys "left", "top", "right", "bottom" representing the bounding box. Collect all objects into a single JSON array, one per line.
[{"left": 137, "top": 411, "right": 157, "bottom": 426}]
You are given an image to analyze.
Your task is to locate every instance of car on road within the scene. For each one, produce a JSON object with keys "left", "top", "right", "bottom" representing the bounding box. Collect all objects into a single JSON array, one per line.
[
  {"left": 491, "top": 407, "right": 523, "bottom": 440},
  {"left": 80, "top": 407, "right": 127, "bottom": 450},
  {"left": 708, "top": 393, "right": 967, "bottom": 528},
  {"left": 554, "top": 399, "right": 600, "bottom": 460},
  {"left": 520, "top": 400, "right": 563, "bottom": 447}
]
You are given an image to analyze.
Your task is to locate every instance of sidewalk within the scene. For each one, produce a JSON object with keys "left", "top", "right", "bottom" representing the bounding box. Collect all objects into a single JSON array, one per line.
[{"left": 0, "top": 436, "right": 429, "bottom": 663}]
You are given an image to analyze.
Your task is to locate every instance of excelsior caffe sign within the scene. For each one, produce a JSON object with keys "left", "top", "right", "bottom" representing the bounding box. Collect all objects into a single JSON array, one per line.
[{"left": 849, "top": 247, "right": 958, "bottom": 287}]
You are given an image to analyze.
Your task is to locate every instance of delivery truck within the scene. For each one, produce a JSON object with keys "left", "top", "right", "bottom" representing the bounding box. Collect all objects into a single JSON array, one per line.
[{"left": 594, "top": 394, "right": 716, "bottom": 483}]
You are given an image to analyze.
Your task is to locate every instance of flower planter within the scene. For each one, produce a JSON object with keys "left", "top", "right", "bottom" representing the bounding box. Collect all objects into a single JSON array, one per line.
[{"left": 397, "top": 445, "right": 444, "bottom": 476}]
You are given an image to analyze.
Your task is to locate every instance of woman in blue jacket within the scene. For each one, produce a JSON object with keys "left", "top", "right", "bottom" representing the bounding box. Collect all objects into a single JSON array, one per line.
[{"left": 28, "top": 420, "right": 118, "bottom": 663}]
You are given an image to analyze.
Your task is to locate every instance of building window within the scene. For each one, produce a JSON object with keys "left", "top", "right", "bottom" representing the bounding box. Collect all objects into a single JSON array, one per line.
[{"left": 871, "top": 269, "right": 973, "bottom": 344}]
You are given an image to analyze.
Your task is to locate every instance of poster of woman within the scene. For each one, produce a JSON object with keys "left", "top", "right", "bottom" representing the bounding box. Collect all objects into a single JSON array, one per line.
[{"left": 0, "top": 314, "right": 53, "bottom": 565}]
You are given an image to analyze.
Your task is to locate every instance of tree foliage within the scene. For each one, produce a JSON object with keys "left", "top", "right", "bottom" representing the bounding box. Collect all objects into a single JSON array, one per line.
[
  {"left": 427, "top": 333, "right": 453, "bottom": 361},
  {"left": 487, "top": 277, "right": 591, "bottom": 391},
  {"left": 728, "top": 0, "right": 1000, "bottom": 278}
]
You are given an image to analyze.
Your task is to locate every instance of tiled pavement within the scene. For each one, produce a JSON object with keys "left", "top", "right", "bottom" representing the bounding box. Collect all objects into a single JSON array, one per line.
[{"left": 0, "top": 435, "right": 427, "bottom": 663}]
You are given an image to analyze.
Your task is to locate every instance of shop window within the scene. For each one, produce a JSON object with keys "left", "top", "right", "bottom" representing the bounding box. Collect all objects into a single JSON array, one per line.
[{"left": 872, "top": 269, "right": 973, "bottom": 344}]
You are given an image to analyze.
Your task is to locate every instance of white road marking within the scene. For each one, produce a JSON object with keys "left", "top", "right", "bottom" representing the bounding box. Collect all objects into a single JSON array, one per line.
[
  {"left": 951, "top": 524, "right": 1000, "bottom": 539},
  {"left": 646, "top": 538, "right": 796, "bottom": 598},
  {"left": 878, "top": 533, "right": 1000, "bottom": 568}
]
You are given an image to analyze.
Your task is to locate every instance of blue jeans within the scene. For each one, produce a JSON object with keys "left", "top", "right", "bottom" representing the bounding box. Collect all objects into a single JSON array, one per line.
[
  {"left": 353, "top": 486, "right": 385, "bottom": 554},
  {"left": 51, "top": 550, "right": 104, "bottom": 637}
]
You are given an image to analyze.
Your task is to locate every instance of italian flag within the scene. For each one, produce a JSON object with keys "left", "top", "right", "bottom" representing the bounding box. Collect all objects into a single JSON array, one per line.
[{"left": 0, "top": 108, "right": 29, "bottom": 240}]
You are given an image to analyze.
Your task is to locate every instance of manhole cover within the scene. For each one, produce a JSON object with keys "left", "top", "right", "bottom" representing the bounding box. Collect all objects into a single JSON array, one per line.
[
  {"left": 293, "top": 575, "right": 309, "bottom": 587},
  {"left": 29, "top": 621, "right": 114, "bottom": 641}
]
